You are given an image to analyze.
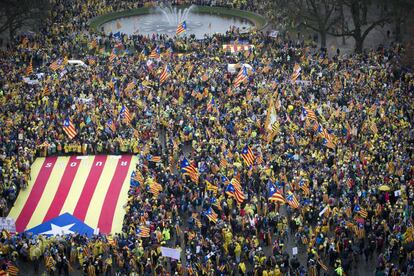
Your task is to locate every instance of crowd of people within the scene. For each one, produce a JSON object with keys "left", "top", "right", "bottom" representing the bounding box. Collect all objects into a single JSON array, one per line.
[{"left": 0, "top": 0, "right": 413, "bottom": 275}]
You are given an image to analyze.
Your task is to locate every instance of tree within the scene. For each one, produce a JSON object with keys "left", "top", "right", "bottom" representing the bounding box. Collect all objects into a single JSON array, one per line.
[
  {"left": 293, "top": 0, "right": 341, "bottom": 49},
  {"left": 401, "top": 7, "right": 414, "bottom": 67},
  {"left": 329, "top": 0, "right": 392, "bottom": 53},
  {"left": 390, "top": 0, "right": 414, "bottom": 42},
  {"left": 0, "top": 0, "right": 49, "bottom": 40}
]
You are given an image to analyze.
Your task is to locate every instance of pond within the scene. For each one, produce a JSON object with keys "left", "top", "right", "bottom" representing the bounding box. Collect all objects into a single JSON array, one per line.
[{"left": 101, "top": 10, "right": 254, "bottom": 39}]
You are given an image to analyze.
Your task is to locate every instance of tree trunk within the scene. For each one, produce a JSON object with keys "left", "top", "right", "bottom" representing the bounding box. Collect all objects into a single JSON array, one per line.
[
  {"left": 320, "top": 30, "right": 327, "bottom": 49},
  {"left": 8, "top": 21, "right": 13, "bottom": 41},
  {"left": 340, "top": 4, "right": 346, "bottom": 45},
  {"left": 350, "top": 0, "right": 363, "bottom": 53},
  {"left": 354, "top": 38, "right": 363, "bottom": 53},
  {"left": 395, "top": 19, "right": 401, "bottom": 42},
  {"left": 354, "top": 29, "right": 363, "bottom": 53},
  {"left": 402, "top": 11, "right": 414, "bottom": 67}
]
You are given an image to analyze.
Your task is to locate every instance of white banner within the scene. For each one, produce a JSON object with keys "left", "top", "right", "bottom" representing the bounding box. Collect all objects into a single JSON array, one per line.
[
  {"left": 1, "top": 217, "right": 16, "bottom": 233},
  {"left": 227, "top": 63, "right": 253, "bottom": 74},
  {"left": 269, "top": 30, "right": 279, "bottom": 38},
  {"left": 160, "top": 247, "right": 181, "bottom": 260},
  {"left": 319, "top": 206, "right": 329, "bottom": 217}
]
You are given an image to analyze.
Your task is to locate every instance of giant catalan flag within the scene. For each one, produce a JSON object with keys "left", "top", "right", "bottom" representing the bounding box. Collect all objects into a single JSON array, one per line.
[{"left": 8, "top": 155, "right": 138, "bottom": 234}]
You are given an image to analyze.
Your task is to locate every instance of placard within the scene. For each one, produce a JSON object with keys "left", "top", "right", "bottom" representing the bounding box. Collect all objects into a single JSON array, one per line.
[
  {"left": 161, "top": 247, "right": 181, "bottom": 260},
  {"left": 319, "top": 206, "right": 329, "bottom": 217},
  {"left": 0, "top": 217, "right": 16, "bottom": 233}
]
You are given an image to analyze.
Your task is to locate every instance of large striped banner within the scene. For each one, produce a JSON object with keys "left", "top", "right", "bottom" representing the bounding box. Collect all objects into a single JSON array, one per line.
[
  {"left": 8, "top": 155, "right": 137, "bottom": 234},
  {"left": 222, "top": 44, "right": 255, "bottom": 53}
]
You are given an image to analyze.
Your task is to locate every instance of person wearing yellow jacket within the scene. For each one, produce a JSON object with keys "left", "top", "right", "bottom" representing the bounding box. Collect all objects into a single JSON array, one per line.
[
  {"left": 238, "top": 260, "right": 247, "bottom": 274},
  {"left": 162, "top": 227, "right": 171, "bottom": 243},
  {"left": 30, "top": 244, "right": 41, "bottom": 272},
  {"left": 335, "top": 265, "right": 343, "bottom": 275},
  {"left": 234, "top": 242, "right": 242, "bottom": 263},
  {"left": 273, "top": 264, "right": 282, "bottom": 276}
]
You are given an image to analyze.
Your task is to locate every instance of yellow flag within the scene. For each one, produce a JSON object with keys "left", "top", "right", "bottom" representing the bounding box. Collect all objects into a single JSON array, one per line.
[{"left": 264, "top": 97, "right": 278, "bottom": 142}]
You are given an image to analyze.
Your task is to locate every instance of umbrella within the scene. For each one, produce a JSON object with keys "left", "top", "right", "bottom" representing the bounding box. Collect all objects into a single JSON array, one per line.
[{"left": 378, "top": 185, "right": 391, "bottom": 192}]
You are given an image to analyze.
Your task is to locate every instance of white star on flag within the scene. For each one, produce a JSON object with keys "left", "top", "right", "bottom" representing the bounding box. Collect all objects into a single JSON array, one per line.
[{"left": 40, "top": 223, "right": 75, "bottom": 235}]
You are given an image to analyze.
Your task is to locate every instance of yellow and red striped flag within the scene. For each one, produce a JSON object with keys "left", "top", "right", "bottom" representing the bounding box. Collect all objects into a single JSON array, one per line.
[
  {"left": 8, "top": 155, "right": 137, "bottom": 234},
  {"left": 119, "top": 105, "right": 132, "bottom": 124},
  {"left": 62, "top": 56, "right": 68, "bottom": 66},
  {"left": 353, "top": 205, "right": 368, "bottom": 218},
  {"left": 149, "top": 47, "right": 160, "bottom": 59},
  {"left": 62, "top": 118, "right": 77, "bottom": 140},
  {"left": 88, "top": 57, "right": 96, "bottom": 66},
  {"left": 149, "top": 180, "right": 163, "bottom": 196},
  {"left": 291, "top": 63, "right": 301, "bottom": 83},
  {"left": 298, "top": 179, "right": 310, "bottom": 196},
  {"left": 137, "top": 226, "right": 150, "bottom": 237},
  {"left": 240, "top": 145, "right": 255, "bottom": 166},
  {"left": 159, "top": 64, "right": 171, "bottom": 84},
  {"left": 322, "top": 138, "right": 336, "bottom": 149},
  {"left": 108, "top": 50, "right": 116, "bottom": 62},
  {"left": 26, "top": 58, "right": 33, "bottom": 75},
  {"left": 226, "top": 179, "right": 245, "bottom": 204},
  {"left": 124, "top": 81, "right": 136, "bottom": 92},
  {"left": 233, "top": 66, "right": 248, "bottom": 88},
  {"left": 149, "top": 156, "right": 161, "bottom": 163},
  {"left": 176, "top": 21, "right": 187, "bottom": 36},
  {"left": 6, "top": 264, "right": 19, "bottom": 276},
  {"left": 219, "top": 158, "right": 228, "bottom": 168},
  {"left": 42, "top": 86, "right": 50, "bottom": 96},
  {"left": 181, "top": 158, "right": 199, "bottom": 183},
  {"left": 285, "top": 192, "right": 300, "bottom": 209},
  {"left": 133, "top": 170, "right": 144, "bottom": 184},
  {"left": 302, "top": 106, "right": 318, "bottom": 121},
  {"left": 268, "top": 183, "right": 285, "bottom": 204},
  {"left": 192, "top": 213, "right": 202, "bottom": 228},
  {"left": 89, "top": 39, "right": 98, "bottom": 49},
  {"left": 204, "top": 207, "right": 218, "bottom": 223},
  {"left": 205, "top": 180, "right": 218, "bottom": 194},
  {"left": 49, "top": 60, "right": 61, "bottom": 71}
]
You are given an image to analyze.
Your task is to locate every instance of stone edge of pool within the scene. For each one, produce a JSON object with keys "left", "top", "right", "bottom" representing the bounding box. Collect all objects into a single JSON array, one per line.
[{"left": 88, "top": 5, "right": 268, "bottom": 33}]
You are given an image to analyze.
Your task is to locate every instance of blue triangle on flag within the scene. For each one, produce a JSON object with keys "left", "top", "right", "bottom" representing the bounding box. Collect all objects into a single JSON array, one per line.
[
  {"left": 25, "top": 213, "right": 94, "bottom": 237},
  {"left": 113, "top": 31, "right": 122, "bottom": 40}
]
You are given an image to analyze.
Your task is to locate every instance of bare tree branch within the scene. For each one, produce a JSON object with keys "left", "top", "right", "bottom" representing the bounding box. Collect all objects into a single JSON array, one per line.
[{"left": 0, "top": 0, "right": 49, "bottom": 39}]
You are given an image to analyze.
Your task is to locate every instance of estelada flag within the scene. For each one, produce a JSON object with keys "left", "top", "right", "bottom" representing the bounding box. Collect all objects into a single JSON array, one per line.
[
  {"left": 62, "top": 118, "right": 77, "bottom": 140},
  {"left": 176, "top": 21, "right": 187, "bottom": 36},
  {"left": 26, "top": 58, "right": 33, "bottom": 75},
  {"left": 8, "top": 155, "right": 138, "bottom": 234},
  {"left": 233, "top": 66, "right": 248, "bottom": 88}
]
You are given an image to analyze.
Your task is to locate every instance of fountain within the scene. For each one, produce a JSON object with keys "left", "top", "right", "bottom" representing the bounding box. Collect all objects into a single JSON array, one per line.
[
  {"left": 95, "top": 4, "right": 265, "bottom": 39},
  {"left": 157, "top": 4, "right": 196, "bottom": 26}
]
